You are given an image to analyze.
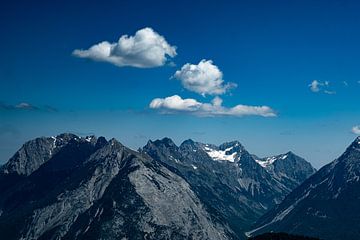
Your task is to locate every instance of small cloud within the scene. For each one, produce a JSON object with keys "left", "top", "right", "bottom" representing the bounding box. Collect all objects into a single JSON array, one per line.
[
  {"left": 323, "top": 90, "right": 336, "bottom": 95},
  {"left": 149, "top": 95, "right": 276, "bottom": 117},
  {"left": 308, "top": 80, "right": 325, "bottom": 92},
  {"left": 343, "top": 81, "right": 348, "bottom": 87},
  {"left": 173, "top": 59, "right": 237, "bottom": 96},
  {"left": 351, "top": 125, "right": 360, "bottom": 135},
  {"left": 15, "top": 102, "right": 39, "bottom": 110},
  {"left": 150, "top": 95, "right": 201, "bottom": 112},
  {"left": 309, "top": 80, "right": 335, "bottom": 94},
  {"left": 0, "top": 102, "right": 57, "bottom": 112},
  {"left": 73, "top": 27, "right": 177, "bottom": 68}
]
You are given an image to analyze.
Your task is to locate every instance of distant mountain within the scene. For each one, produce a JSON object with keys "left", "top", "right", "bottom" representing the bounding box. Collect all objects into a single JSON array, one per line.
[
  {"left": 254, "top": 152, "right": 316, "bottom": 190},
  {"left": 0, "top": 134, "right": 235, "bottom": 240},
  {"left": 142, "top": 138, "right": 315, "bottom": 238},
  {"left": 247, "top": 137, "right": 360, "bottom": 240}
]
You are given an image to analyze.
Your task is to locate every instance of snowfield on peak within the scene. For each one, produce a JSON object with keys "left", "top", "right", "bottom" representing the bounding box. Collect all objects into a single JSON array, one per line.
[
  {"left": 203, "top": 145, "right": 238, "bottom": 162},
  {"left": 255, "top": 154, "right": 288, "bottom": 168}
]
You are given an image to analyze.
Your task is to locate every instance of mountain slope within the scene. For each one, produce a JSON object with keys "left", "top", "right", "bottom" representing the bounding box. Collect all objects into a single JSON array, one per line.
[
  {"left": 254, "top": 152, "right": 316, "bottom": 190},
  {"left": 0, "top": 134, "right": 235, "bottom": 240},
  {"left": 143, "top": 139, "right": 263, "bottom": 239},
  {"left": 248, "top": 137, "right": 360, "bottom": 240},
  {"left": 142, "top": 138, "right": 315, "bottom": 238}
]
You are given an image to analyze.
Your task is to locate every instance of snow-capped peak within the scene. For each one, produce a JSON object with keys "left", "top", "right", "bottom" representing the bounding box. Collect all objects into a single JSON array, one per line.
[
  {"left": 203, "top": 145, "right": 238, "bottom": 162},
  {"left": 255, "top": 154, "right": 288, "bottom": 168}
]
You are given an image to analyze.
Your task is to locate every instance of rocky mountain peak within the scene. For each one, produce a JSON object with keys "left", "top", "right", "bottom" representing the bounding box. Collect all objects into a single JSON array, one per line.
[
  {"left": 95, "top": 136, "right": 108, "bottom": 148},
  {"left": 348, "top": 136, "right": 360, "bottom": 150},
  {"left": 219, "top": 140, "right": 243, "bottom": 150},
  {"left": 285, "top": 151, "right": 295, "bottom": 156},
  {"left": 248, "top": 137, "right": 360, "bottom": 240},
  {"left": 0, "top": 133, "right": 110, "bottom": 176},
  {"left": 101, "top": 138, "right": 127, "bottom": 155},
  {"left": 56, "top": 133, "right": 79, "bottom": 141},
  {"left": 332, "top": 137, "right": 360, "bottom": 167},
  {"left": 180, "top": 138, "right": 196, "bottom": 146},
  {"left": 152, "top": 137, "right": 177, "bottom": 148},
  {"left": 179, "top": 139, "right": 204, "bottom": 152}
]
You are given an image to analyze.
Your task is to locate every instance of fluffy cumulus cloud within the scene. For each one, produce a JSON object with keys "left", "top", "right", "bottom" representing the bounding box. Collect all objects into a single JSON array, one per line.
[
  {"left": 73, "top": 27, "right": 177, "bottom": 68},
  {"left": 173, "top": 60, "right": 237, "bottom": 96},
  {"left": 309, "top": 80, "right": 335, "bottom": 94},
  {"left": 149, "top": 95, "right": 201, "bottom": 112},
  {"left": 352, "top": 126, "right": 360, "bottom": 135},
  {"left": 149, "top": 95, "right": 276, "bottom": 117}
]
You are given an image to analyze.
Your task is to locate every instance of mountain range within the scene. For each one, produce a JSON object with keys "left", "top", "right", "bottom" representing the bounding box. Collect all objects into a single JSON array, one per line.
[
  {"left": 1, "top": 133, "right": 358, "bottom": 239},
  {"left": 247, "top": 137, "right": 360, "bottom": 240},
  {"left": 142, "top": 138, "right": 315, "bottom": 238}
]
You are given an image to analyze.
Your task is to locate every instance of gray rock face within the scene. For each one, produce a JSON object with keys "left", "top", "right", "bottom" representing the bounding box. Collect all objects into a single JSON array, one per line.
[
  {"left": 142, "top": 138, "right": 316, "bottom": 239},
  {"left": 0, "top": 133, "right": 97, "bottom": 176},
  {"left": 128, "top": 159, "right": 228, "bottom": 240},
  {"left": 248, "top": 137, "right": 360, "bottom": 240},
  {"left": 254, "top": 152, "right": 316, "bottom": 190},
  {"left": 0, "top": 134, "right": 235, "bottom": 240}
]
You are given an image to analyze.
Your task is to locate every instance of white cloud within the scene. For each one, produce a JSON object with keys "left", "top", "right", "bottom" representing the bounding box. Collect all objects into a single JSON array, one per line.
[
  {"left": 309, "top": 80, "right": 325, "bottom": 92},
  {"left": 15, "top": 103, "right": 38, "bottom": 110},
  {"left": 73, "top": 27, "right": 177, "bottom": 68},
  {"left": 352, "top": 126, "right": 360, "bottom": 135},
  {"left": 309, "top": 80, "right": 335, "bottom": 94},
  {"left": 0, "top": 102, "right": 57, "bottom": 112},
  {"left": 323, "top": 90, "right": 336, "bottom": 95},
  {"left": 149, "top": 95, "right": 276, "bottom": 117},
  {"left": 173, "top": 60, "right": 237, "bottom": 96},
  {"left": 149, "top": 95, "right": 201, "bottom": 111}
]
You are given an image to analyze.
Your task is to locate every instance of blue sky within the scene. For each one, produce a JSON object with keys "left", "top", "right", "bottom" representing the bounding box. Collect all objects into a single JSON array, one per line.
[{"left": 1, "top": 0, "right": 360, "bottom": 168}]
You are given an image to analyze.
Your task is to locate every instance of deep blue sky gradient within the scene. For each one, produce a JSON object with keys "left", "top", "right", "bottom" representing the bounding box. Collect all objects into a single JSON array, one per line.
[{"left": 1, "top": 0, "right": 360, "bottom": 167}]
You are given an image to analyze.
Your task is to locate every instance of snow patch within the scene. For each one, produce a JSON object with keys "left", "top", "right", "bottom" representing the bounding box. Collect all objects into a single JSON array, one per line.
[
  {"left": 255, "top": 154, "right": 288, "bottom": 168},
  {"left": 169, "top": 156, "right": 180, "bottom": 163},
  {"left": 49, "top": 136, "right": 57, "bottom": 155},
  {"left": 85, "top": 136, "right": 93, "bottom": 142},
  {"left": 203, "top": 146, "right": 237, "bottom": 162}
]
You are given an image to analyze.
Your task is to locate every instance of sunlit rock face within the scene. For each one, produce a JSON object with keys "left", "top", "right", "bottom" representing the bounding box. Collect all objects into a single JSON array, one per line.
[
  {"left": 142, "top": 138, "right": 315, "bottom": 238},
  {"left": 0, "top": 134, "right": 235, "bottom": 240}
]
